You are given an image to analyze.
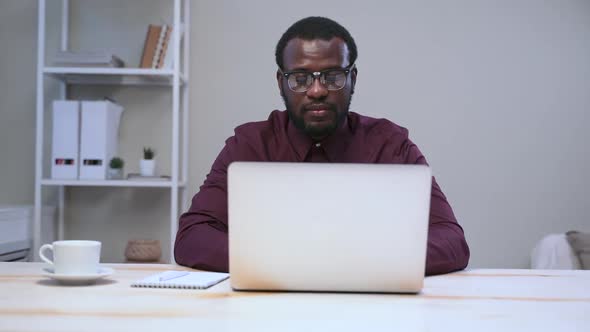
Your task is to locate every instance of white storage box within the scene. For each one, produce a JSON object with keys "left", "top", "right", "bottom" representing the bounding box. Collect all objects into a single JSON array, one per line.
[
  {"left": 79, "top": 100, "right": 124, "bottom": 180},
  {"left": 51, "top": 100, "right": 80, "bottom": 179},
  {"left": 0, "top": 205, "right": 56, "bottom": 262}
]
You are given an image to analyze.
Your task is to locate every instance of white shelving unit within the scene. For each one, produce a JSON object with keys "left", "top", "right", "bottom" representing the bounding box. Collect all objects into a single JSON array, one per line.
[{"left": 33, "top": 0, "right": 190, "bottom": 262}]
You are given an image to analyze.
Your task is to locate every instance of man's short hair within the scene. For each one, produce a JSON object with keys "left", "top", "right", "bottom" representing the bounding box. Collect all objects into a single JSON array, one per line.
[{"left": 275, "top": 16, "right": 358, "bottom": 70}]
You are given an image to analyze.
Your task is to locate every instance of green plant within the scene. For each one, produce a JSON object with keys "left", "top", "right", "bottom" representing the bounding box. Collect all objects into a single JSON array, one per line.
[
  {"left": 109, "top": 157, "right": 124, "bottom": 169},
  {"left": 143, "top": 147, "right": 155, "bottom": 160}
]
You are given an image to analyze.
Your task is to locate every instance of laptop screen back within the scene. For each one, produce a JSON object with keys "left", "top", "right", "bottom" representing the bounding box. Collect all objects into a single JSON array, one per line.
[{"left": 228, "top": 162, "right": 431, "bottom": 293}]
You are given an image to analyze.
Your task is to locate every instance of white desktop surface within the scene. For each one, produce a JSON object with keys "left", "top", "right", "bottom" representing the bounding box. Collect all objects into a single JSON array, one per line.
[{"left": 0, "top": 262, "right": 588, "bottom": 331}]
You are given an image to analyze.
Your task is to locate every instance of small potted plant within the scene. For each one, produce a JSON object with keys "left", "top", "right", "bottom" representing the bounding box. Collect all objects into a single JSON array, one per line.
[
  {"left": 140, "top": 147, "right": 156, "bottom": 176},
  {"left": 108, "top": 157, "right": 124, "bottom": 179}
]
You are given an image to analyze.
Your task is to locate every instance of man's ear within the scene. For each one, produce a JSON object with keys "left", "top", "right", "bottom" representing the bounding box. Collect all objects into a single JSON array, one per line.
[
  {"left": 276, "top": 70, "right": 283, "bottom": 93},
  {"left": 277, "top": 70, "right": 287, "bottom": 100},
  {"left": 350, "top": 66, "right": 358, "bottom": 95}
]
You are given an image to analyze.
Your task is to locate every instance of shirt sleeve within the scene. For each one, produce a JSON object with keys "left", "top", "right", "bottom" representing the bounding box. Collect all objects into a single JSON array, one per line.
[
  {"left": 400, "top": 138, "right": 470, "bottom": 275},
  {"left": 173, "top": 137, "right": 237, "bottom": 272}
]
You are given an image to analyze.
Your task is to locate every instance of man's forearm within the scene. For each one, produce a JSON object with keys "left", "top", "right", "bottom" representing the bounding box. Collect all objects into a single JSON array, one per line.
[
  {"left": 425, "top": 222, "right": 470, "bottom": 275},
  {"left": 174, "top": 219, "right": 229, "bottom": 272}
]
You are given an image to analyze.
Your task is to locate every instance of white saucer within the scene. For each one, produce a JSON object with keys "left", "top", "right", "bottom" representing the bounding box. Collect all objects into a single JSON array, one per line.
[{"left": 42, "top": 267, "right": 114, "bottom": 285}]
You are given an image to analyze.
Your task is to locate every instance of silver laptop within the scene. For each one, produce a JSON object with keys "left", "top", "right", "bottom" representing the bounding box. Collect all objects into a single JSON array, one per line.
[{"left": 227, "top": 162, "right": 431, "bottom": 293}]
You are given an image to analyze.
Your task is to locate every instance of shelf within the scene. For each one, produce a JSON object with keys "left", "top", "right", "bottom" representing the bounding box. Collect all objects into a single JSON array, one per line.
[
  {"left": 41, "top": 178, "right": 187, "bottom": 188},
  {"left": 35, "top": 0, "right": 190, "bottom": 264},
  {"left": 43, "top": 67, "right": 186, "bottom": 86}
]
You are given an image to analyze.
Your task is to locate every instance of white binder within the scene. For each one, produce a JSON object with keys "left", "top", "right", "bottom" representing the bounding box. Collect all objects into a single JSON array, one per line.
[
  {"left": 51, "top": 100, "right": 80, "bottom": 179},
  {"left": 79, "top": 100, "right": 124, "bottom": 180}
]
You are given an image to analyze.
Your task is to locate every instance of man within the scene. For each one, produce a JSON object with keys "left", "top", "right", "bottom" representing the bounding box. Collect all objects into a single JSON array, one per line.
[{"left": 175, "top": 16, "right": 470, "bottom": 276}]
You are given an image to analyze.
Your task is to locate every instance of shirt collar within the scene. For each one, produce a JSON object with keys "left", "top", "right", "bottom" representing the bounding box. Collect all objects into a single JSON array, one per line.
[{"left": 286, "top": 113, "right": 354, "bottom": 162}]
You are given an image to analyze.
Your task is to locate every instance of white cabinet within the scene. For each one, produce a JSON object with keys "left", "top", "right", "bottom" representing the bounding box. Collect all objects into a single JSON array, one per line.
[{"left": 33, "top": 0, "right": 190, "bottom": 262}]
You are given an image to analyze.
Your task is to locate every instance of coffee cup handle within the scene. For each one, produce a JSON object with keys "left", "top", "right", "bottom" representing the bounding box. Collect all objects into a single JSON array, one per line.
[{"left": 39, "top": 244, "right": 54, "bottom": 265}]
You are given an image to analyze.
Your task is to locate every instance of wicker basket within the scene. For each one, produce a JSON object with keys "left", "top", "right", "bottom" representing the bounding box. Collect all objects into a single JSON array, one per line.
[{"left": 125, "top": 239, "right": 162, "bottom": 262}]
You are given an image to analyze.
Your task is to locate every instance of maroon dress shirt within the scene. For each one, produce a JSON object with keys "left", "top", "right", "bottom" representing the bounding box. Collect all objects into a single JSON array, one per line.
[{"left": 175, "top": 110, "right": 470, "bottom": 275}]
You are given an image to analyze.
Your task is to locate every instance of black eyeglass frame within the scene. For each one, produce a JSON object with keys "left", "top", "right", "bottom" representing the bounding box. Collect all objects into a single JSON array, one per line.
[{"left": 278, "top": 63, "right": 356, "bottom": 93}]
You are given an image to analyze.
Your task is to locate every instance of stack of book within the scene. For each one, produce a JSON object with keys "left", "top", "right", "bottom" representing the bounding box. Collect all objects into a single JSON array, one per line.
[
  {"left": 53, "top": 51, "right": 125, "bottom": 67},
  {"left": 140, "top": 24, "right": 174, "bottom": 69}
]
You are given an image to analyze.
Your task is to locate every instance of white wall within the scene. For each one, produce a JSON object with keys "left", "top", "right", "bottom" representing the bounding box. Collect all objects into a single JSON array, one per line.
[
  {"left": 1, "top": 0, "right": 589, "bottom": 267},
  {"left": 190, "top": 0, "right": 590, "bottom": 268},
  {"left": 0, "top": 1, "right": 37, "bottom": 204}
]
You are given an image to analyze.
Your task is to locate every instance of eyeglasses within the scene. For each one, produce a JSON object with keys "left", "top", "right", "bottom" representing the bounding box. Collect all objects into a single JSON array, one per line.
[{"left": 279, "top": 63, "right": 356, "bottom": 93}]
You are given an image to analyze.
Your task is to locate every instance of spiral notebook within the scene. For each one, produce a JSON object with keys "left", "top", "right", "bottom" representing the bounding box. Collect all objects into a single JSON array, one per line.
[{"left": 131, "top": 270, "right": 229, "bottom": 289}]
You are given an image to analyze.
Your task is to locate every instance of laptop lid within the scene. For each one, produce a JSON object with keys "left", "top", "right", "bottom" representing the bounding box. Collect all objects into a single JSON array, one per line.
[{"left": 228, "top": 162, "right": 431, "bottom": 293}]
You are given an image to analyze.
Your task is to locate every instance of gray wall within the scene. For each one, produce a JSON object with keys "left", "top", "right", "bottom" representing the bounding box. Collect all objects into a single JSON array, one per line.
[
  {"left": 1, "top": 0, "right": 589, "bottom": 267},
  {"left": 0, "top": 1, "right": 37, "bottom": 205}
]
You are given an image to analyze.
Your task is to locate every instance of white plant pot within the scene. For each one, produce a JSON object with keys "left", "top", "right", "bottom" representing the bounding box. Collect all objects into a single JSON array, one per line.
[
  {"left": 107, "top": 167, "right": 124, "bottom": 180},
  {"left": 140, "top": 159, "right": 156, "bottom": 176}
]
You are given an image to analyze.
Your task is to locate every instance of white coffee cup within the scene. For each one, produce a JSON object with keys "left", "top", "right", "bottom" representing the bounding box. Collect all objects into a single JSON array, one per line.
[{"left": 39, "top": 240, "right": 101, "bottom": 275}]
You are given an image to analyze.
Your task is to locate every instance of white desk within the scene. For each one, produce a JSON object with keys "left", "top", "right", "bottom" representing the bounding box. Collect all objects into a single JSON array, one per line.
[{"left": 0, "top": 262, "right": 589, "bottom": 331}]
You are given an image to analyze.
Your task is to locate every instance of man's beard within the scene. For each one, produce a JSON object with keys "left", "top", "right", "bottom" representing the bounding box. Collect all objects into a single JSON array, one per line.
[{"left": 281, "top": 88, "right": 352, "bottom": 139}]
